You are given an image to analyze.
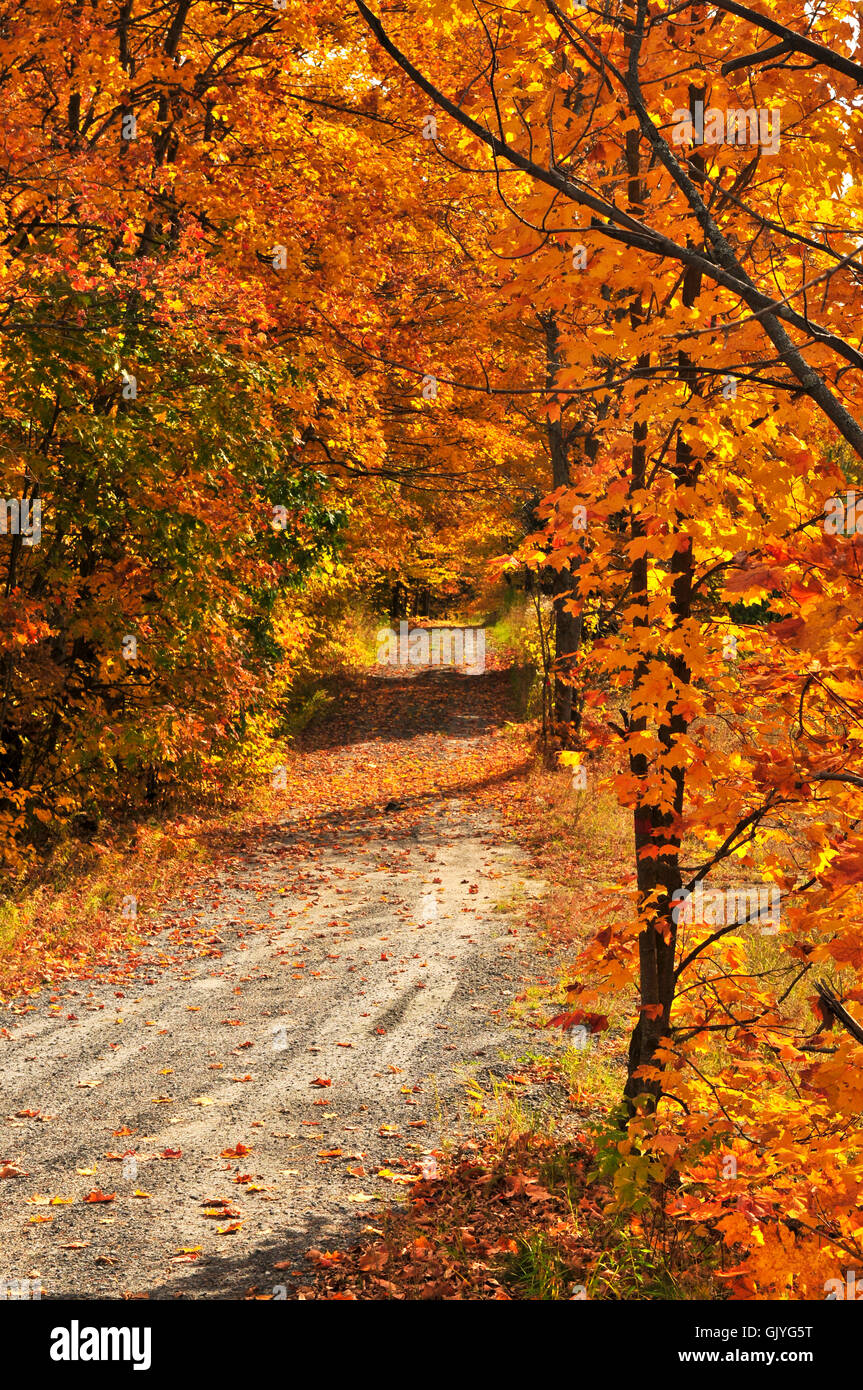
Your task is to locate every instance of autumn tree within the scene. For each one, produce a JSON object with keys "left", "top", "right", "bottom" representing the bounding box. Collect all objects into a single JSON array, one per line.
[{"left": 353, "top": 0, "right": 863, "bottom": 1295}]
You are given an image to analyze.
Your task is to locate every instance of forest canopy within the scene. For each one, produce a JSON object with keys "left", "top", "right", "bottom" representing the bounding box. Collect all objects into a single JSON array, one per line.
[{"left": 1, "top": 0, "right": 863, "bottom": 1300}]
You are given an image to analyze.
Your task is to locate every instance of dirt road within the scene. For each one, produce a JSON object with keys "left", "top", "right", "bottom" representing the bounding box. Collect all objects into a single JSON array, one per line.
[{"left": 0, "top": 668, "right": 549, "bottom": 1298}]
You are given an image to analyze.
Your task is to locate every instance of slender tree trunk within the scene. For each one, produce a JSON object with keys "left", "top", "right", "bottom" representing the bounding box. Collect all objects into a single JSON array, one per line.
[
  {"left": 541, "top": 310, "right": 583, "bottom": 736},
  {"left": 623, "top": 25, "right": 704, "bottom": 1110}
]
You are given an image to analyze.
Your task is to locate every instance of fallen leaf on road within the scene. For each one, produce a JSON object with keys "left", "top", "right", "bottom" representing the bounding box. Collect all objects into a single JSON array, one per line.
[
  {"left": 310, "top": 1078, "right": 331, "bottom": 1088},
  {"left": 358, "top": 1248, "right": 388, "bottom": 1272},
  {"left": 307, "top": 1249, "right": 343, "bottom": 1267},
  {"left": 83, "top": 1189, "right": 116, "bottom": 1203}
]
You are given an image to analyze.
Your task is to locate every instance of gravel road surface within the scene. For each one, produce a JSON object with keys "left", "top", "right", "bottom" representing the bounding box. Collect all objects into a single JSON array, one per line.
[{"left": 0, "top": 669, "right": 548, "bottom": 1298}]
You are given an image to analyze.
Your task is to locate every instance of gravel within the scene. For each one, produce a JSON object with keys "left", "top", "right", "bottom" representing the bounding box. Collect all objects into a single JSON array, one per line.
[{"left": 0, "top": 791, "right": 547, "bottom": 1299}]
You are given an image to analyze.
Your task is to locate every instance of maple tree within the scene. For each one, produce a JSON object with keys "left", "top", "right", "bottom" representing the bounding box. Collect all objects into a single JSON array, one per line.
[
  {"left": 349, "top": 0, "right": 863, "bottom": 1297},
  {"left": 3, "top": 0, "right": 863, "bottom": 1302}
]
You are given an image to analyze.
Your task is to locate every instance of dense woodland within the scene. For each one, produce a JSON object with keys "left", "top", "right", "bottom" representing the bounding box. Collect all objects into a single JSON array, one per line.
[{"left": 2, "top": 0, "right": 863, "bottom": 1301}]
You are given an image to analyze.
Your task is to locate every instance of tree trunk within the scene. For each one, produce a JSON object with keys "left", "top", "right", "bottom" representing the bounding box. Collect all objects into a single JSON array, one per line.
[
  {"left": 623, "top": 46, "right": 704, "bottom": 1111},
  {"left": 541, "top": 310, "right": 583, "bottom": 736}
]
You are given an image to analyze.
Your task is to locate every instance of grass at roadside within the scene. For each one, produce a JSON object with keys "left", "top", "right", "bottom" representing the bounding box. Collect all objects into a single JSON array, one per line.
[
  {"left": 0, "top": 786, "right": 286, "bottom": 1002},
  {"left": 304, "top": 1125, "right": 720, "bottom": 1301}
]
